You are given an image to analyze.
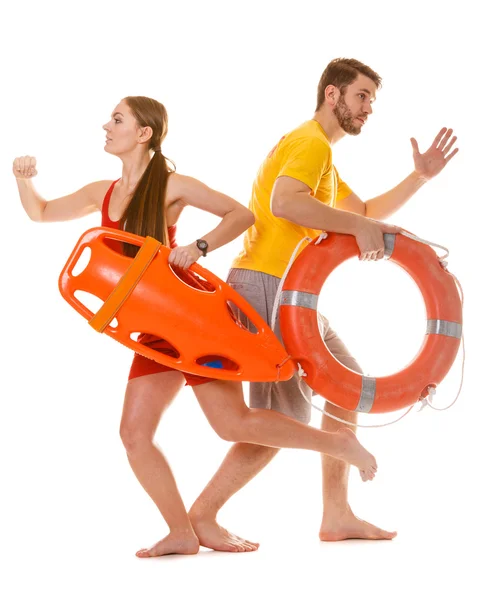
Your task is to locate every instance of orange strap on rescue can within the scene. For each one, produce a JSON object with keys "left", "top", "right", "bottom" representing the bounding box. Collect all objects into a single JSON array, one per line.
[
  {"left": 279, "top": 233, "right": 462, "bottom": 414},
  {"left": 89, "top": 236, "right": 161, "bottom": 332},
  {"left": 59, "top": 227, "right": 295, "bottom": 383}
]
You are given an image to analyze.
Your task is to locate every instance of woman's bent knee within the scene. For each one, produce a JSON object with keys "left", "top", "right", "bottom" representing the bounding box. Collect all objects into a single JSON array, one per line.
[
  {"left": 214, "top": 422, "right": 241, "bottom": 442},
  {"left": 212, "top": 412, "right": 264, "bottom": 444},
  {"left": 210, "top": 413, "right": 250, "bottom": 442},
  {"left": 120, "top": 421, "right": 153, "bottom": 455}
]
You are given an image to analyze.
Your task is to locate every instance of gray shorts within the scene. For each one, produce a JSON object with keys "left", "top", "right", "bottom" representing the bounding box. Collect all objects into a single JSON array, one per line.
[{"left": 227, "top": 268, "right": 362, "bottom": 424}]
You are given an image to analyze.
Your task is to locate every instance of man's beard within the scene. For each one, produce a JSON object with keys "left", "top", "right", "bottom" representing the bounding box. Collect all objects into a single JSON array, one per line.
[{"left": 333, "top": 95, "right": 362, "bottom": 136}]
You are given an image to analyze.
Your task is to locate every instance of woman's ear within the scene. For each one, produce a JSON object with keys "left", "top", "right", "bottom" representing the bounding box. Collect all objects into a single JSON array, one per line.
[{"left": 138, "top": 125, "right": 154, "bottom": 145}]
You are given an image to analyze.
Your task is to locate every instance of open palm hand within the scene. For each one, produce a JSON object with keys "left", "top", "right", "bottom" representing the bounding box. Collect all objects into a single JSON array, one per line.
[{"left": 410, "top": 128, "right": 458, "bottom": 180}]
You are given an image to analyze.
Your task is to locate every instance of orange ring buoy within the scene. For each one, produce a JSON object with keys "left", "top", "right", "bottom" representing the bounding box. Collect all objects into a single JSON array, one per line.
[{"left": 279, "top": 233, "right": 463, "bottom": 414}]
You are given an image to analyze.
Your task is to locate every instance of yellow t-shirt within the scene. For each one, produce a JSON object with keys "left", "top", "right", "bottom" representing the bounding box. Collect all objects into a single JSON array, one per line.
[{"left": 232, "top": 119, "right": 353, "bottom": 278}]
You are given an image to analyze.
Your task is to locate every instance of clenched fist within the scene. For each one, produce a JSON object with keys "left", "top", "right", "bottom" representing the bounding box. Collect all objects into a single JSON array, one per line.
[
  {"left": 168, "top": 243, "right": 203, "bottom": 269},
  {"left": 13, "top": 156, "right": 37, "bottom": 179}
]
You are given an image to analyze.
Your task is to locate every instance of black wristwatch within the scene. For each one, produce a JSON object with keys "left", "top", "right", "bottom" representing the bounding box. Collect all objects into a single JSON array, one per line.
[{"left": 196, "top": 239, "right": 208, "bottom": 257}]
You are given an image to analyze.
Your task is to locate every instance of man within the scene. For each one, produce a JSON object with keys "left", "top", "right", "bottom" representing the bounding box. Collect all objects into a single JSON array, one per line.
[{"left": 189, "top": 58, "right": 459, "bottom": 551}]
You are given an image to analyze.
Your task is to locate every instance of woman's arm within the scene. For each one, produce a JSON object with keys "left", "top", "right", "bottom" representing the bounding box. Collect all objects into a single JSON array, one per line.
[
  {"left": 167, "top": 174, "right": 255, "bottom": 269},
  {"left": 13, "top": 155, "right": 110, "bottom": 222}
]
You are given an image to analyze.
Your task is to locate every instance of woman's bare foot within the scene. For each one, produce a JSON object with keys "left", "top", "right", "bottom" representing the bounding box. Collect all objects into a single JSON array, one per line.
[
  {"left": 189, "top": 509, "right": 259, "bottom": 552},
  {"left": 136, "top": 530, "right": 200, "bottom": 558},
  {"left": 320, "top": 505, "right": 397, "bottom": 541},
  {"left": 333, "top": 428, "right": 377, "bottom": 480}
]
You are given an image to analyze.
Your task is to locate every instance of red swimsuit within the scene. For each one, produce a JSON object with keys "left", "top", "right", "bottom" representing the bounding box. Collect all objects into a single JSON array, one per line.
[{"left": 101, "top": 180, "right": 217, "bottom": 386}]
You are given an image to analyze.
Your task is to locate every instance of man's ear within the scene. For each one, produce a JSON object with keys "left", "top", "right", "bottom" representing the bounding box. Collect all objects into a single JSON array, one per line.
[{"left": 324, "top": 84, "right": 340, "bottom": 107}]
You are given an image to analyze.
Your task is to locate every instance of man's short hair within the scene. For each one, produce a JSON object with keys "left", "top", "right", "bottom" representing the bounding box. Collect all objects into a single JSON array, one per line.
[{"left": 316, "top": 58, "right": 382, "bottom": 111}]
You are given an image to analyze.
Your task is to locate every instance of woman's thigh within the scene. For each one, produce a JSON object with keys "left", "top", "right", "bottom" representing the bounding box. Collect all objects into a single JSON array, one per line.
[
  {"left": 192, "top": 380, "right": 248, "bottom": 434},
  {"left": 121, "top": 370, "right": 185, "bottom": 438}
]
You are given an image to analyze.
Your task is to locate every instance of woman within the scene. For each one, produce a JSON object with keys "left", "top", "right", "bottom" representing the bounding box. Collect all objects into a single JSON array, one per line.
[{"left": 14, "top": 96, "right": 377, "bottom": 558}]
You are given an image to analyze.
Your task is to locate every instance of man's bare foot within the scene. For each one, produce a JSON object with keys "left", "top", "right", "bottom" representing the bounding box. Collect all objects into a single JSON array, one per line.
[
  {"left": 334, "top": 428, "right": 377, "bottom": 481},
  {"left": 189, "top": 510, "right": 259, "bottom": 552},
  {"left": 136, "top": 530, "right": 200, "bottom": 558},
  {"left": 320, "top": 506, "right": 397, "bottom": 541}
]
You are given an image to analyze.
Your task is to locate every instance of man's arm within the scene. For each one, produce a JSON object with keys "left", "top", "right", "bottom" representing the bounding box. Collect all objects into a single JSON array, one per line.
[
  {"left": 271, "top": 176, "right": 400, "bottom": 261},
  {"left": 336, "top": 128, "right": 459, "bottom": 221},
  {"left": 272, "top": 176, "right": 362, "bottom": 233},
  {"left": 336, "top": 172, "right": 428, "bottom": 220}
]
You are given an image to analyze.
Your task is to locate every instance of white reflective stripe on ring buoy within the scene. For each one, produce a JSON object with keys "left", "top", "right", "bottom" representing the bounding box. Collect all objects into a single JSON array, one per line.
[
  {"left": 383, "top": 233, "right": 396, "bottom": 259},
  {"left": 426, "top": 320, "right": 462, "bottom": 339},
  {"left": 357, "top": 376, "right": 376, "bottom": 413},
  {"left": 280, "top": 290, "right": 318, "bottom": 310}
]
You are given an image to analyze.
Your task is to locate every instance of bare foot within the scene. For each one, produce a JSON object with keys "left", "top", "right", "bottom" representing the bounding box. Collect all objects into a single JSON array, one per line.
[
  {"left": 320, "top": 506, "right": 397, "bottom": 541},
  {"left": 136, "top": 530, "right": 200, "bottom": 558},
  {"left": 334, "top": 428, "right": 377, "bottom": 481},
  {"left": 189, "top": 511, "right": 259, "bottom": 552}
]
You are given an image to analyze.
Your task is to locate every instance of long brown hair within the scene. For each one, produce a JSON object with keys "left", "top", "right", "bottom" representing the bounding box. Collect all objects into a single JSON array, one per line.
[
  {"left": 315, "top": 58, "right": 382, "bottom": 112},
  {"left": 121, "top": 96, "right": 175, "bottom": 257}
]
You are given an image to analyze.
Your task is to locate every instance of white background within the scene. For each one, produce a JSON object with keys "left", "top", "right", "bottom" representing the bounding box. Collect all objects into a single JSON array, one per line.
[{"left": 1, "top": 1, "right": 486, "bottom": 598}]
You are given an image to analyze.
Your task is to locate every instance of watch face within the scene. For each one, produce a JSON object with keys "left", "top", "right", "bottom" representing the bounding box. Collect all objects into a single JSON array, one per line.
[{"left": 197, "top": 240, "right": 207, "bottom": 250}]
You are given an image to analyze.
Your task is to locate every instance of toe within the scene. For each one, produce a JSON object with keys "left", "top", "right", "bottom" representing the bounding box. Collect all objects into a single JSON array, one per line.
[
  {"left": 236, "top": 543, "right": 249, "bottom": 552},
  {"left": 382, "top": 529, "right": 397, "bottom": 539},
  {"left": 222, "top": 543, "right": 240, "bottom": 552},
  {"left": 242, "top": 542, "right": 256, "bottom": 552}
]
